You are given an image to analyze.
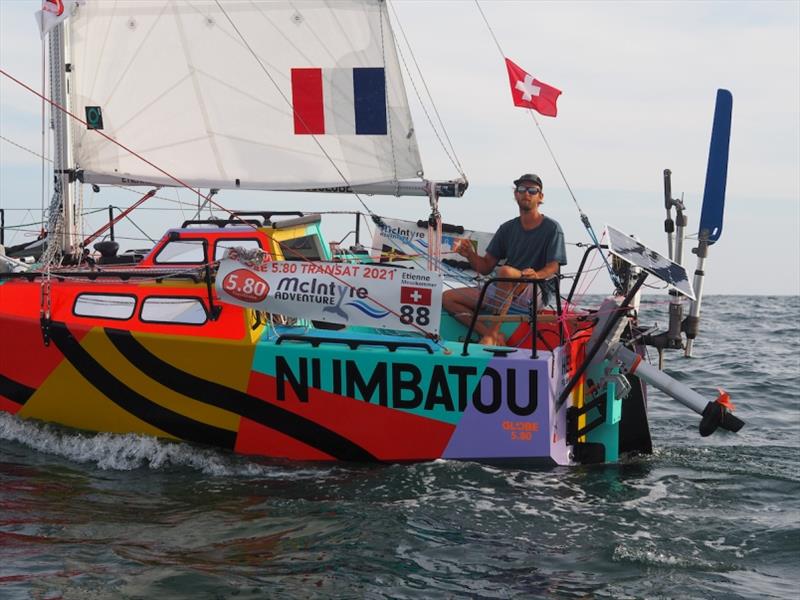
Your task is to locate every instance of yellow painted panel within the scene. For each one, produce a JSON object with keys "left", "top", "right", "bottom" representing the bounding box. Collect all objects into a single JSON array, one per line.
[
  {"left": 244, "top": 310, "right": 267, "bottom": 343},
  {"left": 266, "top": 225, "right": 311, "bottom": 260},
  {"left": 577, "top": 381, "right": 586, "bottom": 442},
  {"left": 132, "top": 332, "right": 255, "bottom": 392},
  {"left": 20, "top": 350, "right": 175, "bottom": 439},
  {"left": 81, "top": 331, "right": 240, "bottom": 431}
]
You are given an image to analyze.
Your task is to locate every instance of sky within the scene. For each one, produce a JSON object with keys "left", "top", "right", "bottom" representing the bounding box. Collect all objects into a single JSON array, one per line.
[{"left": 1, "top": 0, "right": 798, "bottom": 296}]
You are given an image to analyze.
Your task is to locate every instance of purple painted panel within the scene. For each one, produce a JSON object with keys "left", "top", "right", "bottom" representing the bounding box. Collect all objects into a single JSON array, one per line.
[{"left": 443, "top": 350, "right": 553, "bottom": 460}]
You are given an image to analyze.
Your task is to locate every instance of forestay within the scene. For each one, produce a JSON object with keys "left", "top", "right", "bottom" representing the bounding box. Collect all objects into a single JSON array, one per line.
[{"left": 66, "top": 0, "right": 422, "bottom": 191}]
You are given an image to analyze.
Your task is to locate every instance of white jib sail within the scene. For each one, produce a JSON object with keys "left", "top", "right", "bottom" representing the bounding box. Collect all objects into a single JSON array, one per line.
[{"left": 66, "top": 0, "right": 423, "bottom": 191}]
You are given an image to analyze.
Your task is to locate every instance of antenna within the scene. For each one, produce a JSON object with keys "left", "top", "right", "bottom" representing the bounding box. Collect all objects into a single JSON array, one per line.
[
  {"left": 663, "top": 169, "right": 674, "bottom": 261},
  {"left": 666, "top": 173, "right": 687, "bottom": 356}
]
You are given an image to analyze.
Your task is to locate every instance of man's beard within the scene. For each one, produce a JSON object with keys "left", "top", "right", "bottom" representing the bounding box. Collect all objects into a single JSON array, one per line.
[{"left": 518, "top": 201, "right": 534, "bottom": 213}]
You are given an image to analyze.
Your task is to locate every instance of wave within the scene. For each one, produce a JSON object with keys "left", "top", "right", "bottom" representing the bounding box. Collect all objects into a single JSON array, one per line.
[{"left": 0, "top": 412, "right": 331, "bottom": 479}]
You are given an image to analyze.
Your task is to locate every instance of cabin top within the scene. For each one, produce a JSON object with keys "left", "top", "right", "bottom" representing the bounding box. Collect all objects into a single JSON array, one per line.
[{"left": 101, "top": 212, "right": 333, "bottom": 268}]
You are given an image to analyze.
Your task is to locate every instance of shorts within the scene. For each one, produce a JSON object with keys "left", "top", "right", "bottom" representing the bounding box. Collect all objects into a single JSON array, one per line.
[{"left": 483, "top": 282, "right": 543, "bottom": 314}]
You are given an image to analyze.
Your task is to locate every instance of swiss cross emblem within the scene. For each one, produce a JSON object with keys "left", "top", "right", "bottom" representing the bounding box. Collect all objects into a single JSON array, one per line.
[
  {"left": 515, "top": 74, "right": 541, "bottom": 101},
  {"left": 400, "top": 286, "right": 432, "bottom": 306}
]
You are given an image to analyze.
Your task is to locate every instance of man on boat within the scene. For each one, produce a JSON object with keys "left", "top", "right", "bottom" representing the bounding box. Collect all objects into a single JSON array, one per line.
[{"left": 442, "top": 173, "right": 567, "bottom": 346}]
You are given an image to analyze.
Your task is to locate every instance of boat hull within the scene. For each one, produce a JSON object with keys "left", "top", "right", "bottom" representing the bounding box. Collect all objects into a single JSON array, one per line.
[
  {"left": 0, "top": 278, "right": 648, "bottom": 464},
  {"left": 1, "top": 320, "right": 573, "bottom": 464}
]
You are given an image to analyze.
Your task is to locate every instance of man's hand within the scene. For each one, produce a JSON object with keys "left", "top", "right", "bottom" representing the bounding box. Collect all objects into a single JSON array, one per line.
[
  {"left": 521, "top": 268, "right": 538, "bottom": 279},
  {"left": 451, "top": 239, "right": 498, "bottom": 275},
  {"left": 453, "top": 238, "right": 473, "bottom": 259}
]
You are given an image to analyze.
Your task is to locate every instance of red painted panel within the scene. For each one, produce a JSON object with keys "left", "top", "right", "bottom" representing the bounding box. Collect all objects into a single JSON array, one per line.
[
  {"left": 0, "top": 279, "right": 247, "bottom": 340},
  {"left": 235, "top": 417, "right": 334, "bottom": 460},
  {"left": 0, "top": 395, "right": 22, "bottom": 415},
  {"left": 507, "top": 309, "right": 595, "bottom": 355},
  {"left": 247, "top": 371, "right": 455, "bottom": 460},
  {"left": 138, "top": 229, "right": 274, "bottom": 268},
  {"left": 0, "top": 314, "right": 71, "bottom": 389}
]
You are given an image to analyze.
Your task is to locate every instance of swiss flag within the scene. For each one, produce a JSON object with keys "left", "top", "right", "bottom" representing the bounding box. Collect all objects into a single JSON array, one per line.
[
  {"left": 400, "top": 286, "right": 432, "bottom": 306},
  {"left": 505, "top": 58, "right": 561, "bottom": 117}
]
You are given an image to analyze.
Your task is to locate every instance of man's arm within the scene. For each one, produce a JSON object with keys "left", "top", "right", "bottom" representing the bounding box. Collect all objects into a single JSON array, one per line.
[{"left": 522, "top": 260, "right": 559, "bottom": 280}]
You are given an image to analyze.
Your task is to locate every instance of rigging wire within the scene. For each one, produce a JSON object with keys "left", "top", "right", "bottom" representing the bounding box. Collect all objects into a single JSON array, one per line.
[
  {"left": 2, "top": 126, "right": 374, "bottom": 250},
  {"left": 8, "top": 57, "right": 545, "bottom": 306},
  {"left": 473, "top": 0, "right": 622, "bottom": 292},
  {"left": 0, "top": 5, "right": 482, "bottom": 348},
  {"left": 4, "top": 8, "right": 445, "bottom": 256},
  {"left": 0, "top": 68, "right": 266, "bottom": 234},
  {"left": 387, "top": 0, "right": 465, "bottom": 177},
  {"left": 0, "top": 68, "right": 447, "bottom": 345},
  {"left": 474, "top": 0, "right": 505, "bottom": 57},
  {"left": 1, "top": 129, "right": 214, "bottom": 214},
  {"left": 1, "top": 134, "right": 52, "bottom": 163},
  {"left": 376, "top": 3, "right": 400, "bottom": 191}
]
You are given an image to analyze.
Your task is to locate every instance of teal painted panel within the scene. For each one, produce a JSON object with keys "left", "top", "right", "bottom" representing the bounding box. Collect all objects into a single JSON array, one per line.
[{"left": 252, "top": 332, "right": 492, "bottom": 425}]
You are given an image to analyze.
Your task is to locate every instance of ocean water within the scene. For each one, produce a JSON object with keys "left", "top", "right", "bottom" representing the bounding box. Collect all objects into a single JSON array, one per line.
[{"left": 1, "top": 295, "right": 798, "bottom": 599}]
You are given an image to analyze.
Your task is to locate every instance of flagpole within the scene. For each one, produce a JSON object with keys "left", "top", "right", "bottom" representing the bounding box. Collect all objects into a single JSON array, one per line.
[{"left": 474, "top": 0, "right": 622, "bottom": 292}]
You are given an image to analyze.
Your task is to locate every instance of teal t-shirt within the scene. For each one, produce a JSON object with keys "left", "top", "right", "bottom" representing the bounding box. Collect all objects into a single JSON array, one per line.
[{"left": 485, "top": 215, "right": 567, "bottom": 305}]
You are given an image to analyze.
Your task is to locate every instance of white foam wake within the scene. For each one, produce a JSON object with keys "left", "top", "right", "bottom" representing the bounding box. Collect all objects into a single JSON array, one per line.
[{"left": 0, "top": 412, "right": 331, "bottom": 479}]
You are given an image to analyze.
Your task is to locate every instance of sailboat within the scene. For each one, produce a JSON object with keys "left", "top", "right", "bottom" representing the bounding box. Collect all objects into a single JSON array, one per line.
[{"left": 0, "top": 0, "right": 743, "bottom": 464}]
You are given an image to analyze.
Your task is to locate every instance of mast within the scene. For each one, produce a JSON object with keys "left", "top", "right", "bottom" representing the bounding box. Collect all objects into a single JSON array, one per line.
[{"left": 48, "top": 21, "right": 76, "bottom": 259}]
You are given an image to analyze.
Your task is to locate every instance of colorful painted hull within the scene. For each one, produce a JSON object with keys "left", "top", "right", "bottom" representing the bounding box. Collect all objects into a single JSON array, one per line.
[
  {"left": 0, "top": 272, "right": 649, "bottom": 465},
  {"left": 1, "top": 321, "right": 565, "bottom": 463}
]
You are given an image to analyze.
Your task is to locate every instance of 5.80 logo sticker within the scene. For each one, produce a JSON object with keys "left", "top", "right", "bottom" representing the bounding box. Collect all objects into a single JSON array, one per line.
[{"left": 222, "top": 269, "right": 269, "bottom": 303}]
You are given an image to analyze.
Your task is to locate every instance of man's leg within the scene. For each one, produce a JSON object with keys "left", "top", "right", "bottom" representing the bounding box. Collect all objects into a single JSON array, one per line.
[
  {"left": 443, "top": 267, "right": 537, "bottom": 345},
  {"left": 442, "top": 287, "right": 496, "bottom": 340},
  {"left": 494, "top": 265, "right": 522, "bottom": 296},
  {"left": 442, "top": 277, "right": 519, "bottom": 346},
  {"left": 478, "top": 265, "right": 526, "bottom": 345}
]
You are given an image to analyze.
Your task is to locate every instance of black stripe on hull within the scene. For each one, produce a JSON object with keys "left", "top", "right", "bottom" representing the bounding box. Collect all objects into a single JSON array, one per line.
[
  {"left": 0, "top": 373, "right": 34, "bottom": 406},
  {"left": 49, "top": 323, "right": 236, "bottom": 449},
  {"left": 105, "top": 328, "right": 376, "bottom": 461}
]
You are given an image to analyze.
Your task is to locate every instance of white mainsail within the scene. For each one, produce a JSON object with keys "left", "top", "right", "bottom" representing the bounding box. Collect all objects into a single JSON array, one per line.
[{"left": 66, "top": 0, "right": 423, "bottom": 191}]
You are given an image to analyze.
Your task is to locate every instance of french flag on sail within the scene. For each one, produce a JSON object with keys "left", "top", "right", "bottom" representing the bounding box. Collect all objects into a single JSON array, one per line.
[{"left": 291, "top": 67, "right": 387, "bottom": 135}]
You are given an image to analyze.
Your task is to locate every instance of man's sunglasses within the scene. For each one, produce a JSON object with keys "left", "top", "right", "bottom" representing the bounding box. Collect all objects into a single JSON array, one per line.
[{"left": 515, "top": 185, "right": 541, "bottom": 195}]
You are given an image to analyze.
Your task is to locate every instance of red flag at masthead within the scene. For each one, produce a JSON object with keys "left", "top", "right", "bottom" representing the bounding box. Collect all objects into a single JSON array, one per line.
[
  {"left": 505, "top": 58, "right": 561, "bottom": 117},
  {"left": 42, "top": 0, "right": 64, "bottom": 16},
  {"left": 35, "top": 0, "right": 79, "bottom": 38}
]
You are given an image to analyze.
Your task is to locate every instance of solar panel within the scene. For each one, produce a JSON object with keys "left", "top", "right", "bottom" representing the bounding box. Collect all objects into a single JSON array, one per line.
[{"left": 606, "top": 225, "right": 695, "bottom": 300}]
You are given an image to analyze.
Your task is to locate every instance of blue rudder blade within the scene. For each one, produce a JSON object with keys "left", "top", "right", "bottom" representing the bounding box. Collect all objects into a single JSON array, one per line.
[{"left": 699, "top": 89, "right": 733, "bottom": 245}]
